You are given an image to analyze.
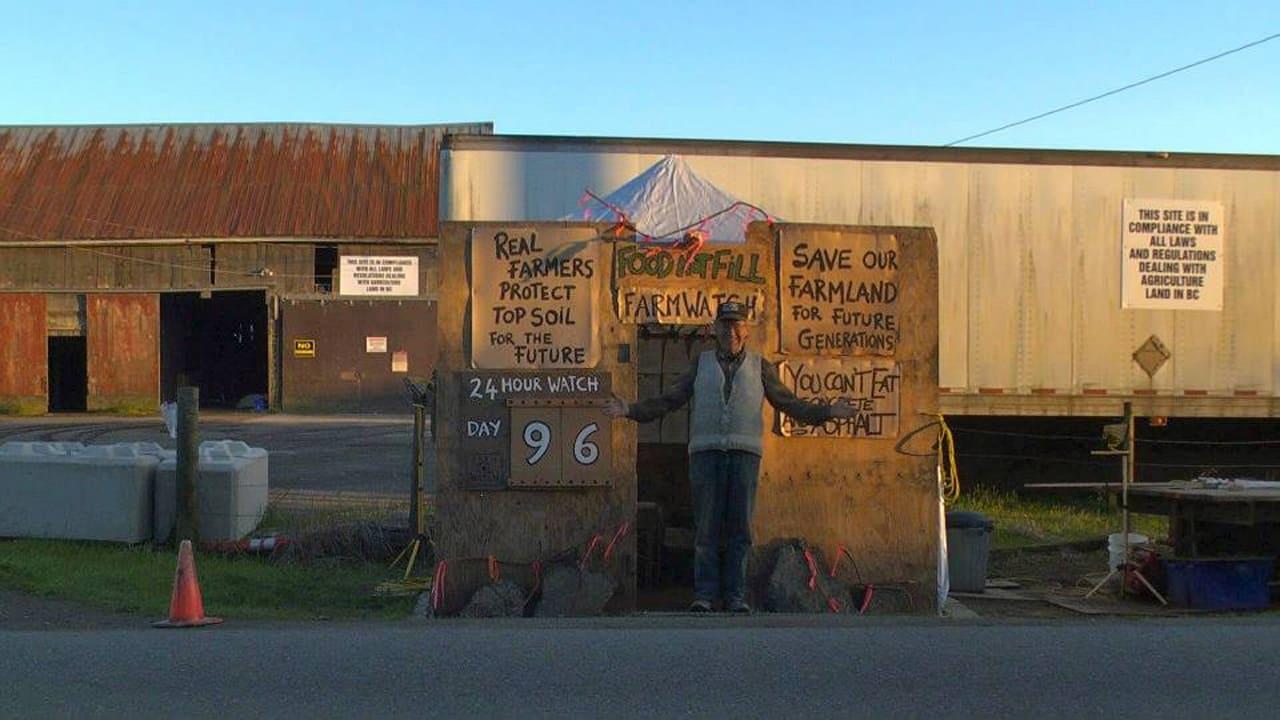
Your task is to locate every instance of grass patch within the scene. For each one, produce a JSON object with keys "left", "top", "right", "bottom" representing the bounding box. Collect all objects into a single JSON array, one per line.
[
  {"left": 0, "top": 397, "right": 46, "bottom": 415},
  {"left": 0, "top": 503, "right": 419, "bottom": 620},
  {"left": 257, "top": 502, "right": 408, "bottom": 538},
  {"left": 952, "top": 486, "right": 1168, "bottom": 550}
]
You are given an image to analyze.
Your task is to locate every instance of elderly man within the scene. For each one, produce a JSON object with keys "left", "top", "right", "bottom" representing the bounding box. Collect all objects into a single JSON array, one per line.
[{"left": 605, "top": 301, "right": 854, "bottom": 612}]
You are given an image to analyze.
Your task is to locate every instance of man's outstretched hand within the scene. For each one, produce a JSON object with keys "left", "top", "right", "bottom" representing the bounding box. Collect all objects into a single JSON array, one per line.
[
  {"left": 603, "top": 395, "right": 629, "bottom": 418},
  {"left": 830, "top": 399, "right": 856, "bottom": 419}
]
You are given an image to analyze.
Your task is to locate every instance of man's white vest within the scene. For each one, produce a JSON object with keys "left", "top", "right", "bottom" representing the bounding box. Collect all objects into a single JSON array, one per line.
[{"left": 688, "top": 350, "right": 764, "bottom": 456}]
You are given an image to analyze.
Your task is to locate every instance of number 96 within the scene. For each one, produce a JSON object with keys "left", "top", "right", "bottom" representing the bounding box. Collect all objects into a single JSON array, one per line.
[{"left": 521, "top": 420, "right": 600, "bottom": 466}]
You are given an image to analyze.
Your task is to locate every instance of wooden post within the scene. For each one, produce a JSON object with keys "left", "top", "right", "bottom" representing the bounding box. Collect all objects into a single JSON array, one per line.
[
  {"left": 1121, "top": 401, "right": 1134, "bottom": 596},
  {"left": 176, "top": 386, "right": 200, "bottom": 544},
  {"left": 410, "top": 401, "right": 425, "bottom": 535}
]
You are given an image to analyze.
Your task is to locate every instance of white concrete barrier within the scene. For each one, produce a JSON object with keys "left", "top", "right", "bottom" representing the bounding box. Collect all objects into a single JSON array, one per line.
[
  {"left": 154, "top": 440, "right": 269, "bottom": 544},
  {"left": 0, "top": 442, "right": 157, "bottom": 543}
]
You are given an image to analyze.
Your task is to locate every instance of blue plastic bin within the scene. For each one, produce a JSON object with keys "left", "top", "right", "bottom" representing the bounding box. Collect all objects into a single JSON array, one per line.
[{"left": 1164, "top": 557, "right": 1275, "bottom": 611}]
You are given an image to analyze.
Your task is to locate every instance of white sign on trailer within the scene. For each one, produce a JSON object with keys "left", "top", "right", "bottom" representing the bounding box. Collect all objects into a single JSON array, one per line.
[
  {"left": 1122, "top": 199, "right": 1224, "bottom": 311},
  {"left": 339, "top": 256, "right": 419, "bottom": 296}
]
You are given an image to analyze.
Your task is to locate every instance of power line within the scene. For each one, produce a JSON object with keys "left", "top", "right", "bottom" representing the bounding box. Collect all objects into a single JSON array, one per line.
[{"left": 945, "top": 31, "right": 1280, "bottom": 147}]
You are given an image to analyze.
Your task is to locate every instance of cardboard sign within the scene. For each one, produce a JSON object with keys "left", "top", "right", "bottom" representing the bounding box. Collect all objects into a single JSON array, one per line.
[
  {"left": 1122, "top": 199, "right": 1224, "bottom": 311},
  {"left": 470, "top": 227, "right": 602, "bottom": 369},
  {"left": 776, "top": 357, "right": 901, "bottom": 438},
  {"left": 779, "top": 229, "right": 900, "bottom": 356},
  {"left": 339, "top": 256, "right": 419, "bottom": 296},
  {"left": 613, "top": 240, "right": 770, "bottom": 324},
  {"left": 293, "top": 339, "right": 316, "bottom": 358}
]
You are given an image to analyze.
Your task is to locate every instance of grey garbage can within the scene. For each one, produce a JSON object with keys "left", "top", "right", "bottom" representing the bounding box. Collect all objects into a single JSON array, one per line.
[{"left": 946, "top": 511, "right": 994, "bottom": 593}]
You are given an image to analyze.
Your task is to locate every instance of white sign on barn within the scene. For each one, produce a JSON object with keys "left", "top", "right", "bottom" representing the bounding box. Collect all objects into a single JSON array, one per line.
[{"left": 339, "top": 256, "right": 419, "bottom": 296}]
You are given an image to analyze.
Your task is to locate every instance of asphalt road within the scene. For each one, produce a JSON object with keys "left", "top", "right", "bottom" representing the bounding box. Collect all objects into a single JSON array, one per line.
[
  {"left": 3, "top": 617, "right": 1279, "bottom": 719},
  {"left": 0, "top": 413, "right": 416, "bottom": 494}
]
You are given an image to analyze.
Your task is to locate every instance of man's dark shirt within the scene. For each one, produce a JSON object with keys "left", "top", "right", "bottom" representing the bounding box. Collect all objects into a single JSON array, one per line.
[{"left": 625, "top": 349, "right": 832, "bottom": 426}]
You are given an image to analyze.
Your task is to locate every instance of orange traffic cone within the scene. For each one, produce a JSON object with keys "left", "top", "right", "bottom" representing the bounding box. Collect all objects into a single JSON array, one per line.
[{"left": 153, "top": 540, "right": 223, "bottom": 628}]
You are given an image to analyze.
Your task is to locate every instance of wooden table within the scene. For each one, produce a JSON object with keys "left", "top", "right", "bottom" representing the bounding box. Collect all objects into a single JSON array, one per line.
[{"left": 1126, "top": 484, "right": 1280, "bottom": 557}]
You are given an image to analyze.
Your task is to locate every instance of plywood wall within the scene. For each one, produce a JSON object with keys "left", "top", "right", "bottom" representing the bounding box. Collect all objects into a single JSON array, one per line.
[
  {"left": 754, "top": 223, "right": 940, "bottom": 609},
  {"left": 433, "top": 222, "right": 638, "bottom": 607}
]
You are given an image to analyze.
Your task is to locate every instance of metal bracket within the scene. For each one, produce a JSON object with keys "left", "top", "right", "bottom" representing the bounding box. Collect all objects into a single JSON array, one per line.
[{"left": 506, "top": 398, "right": 610, "bottom": 408}]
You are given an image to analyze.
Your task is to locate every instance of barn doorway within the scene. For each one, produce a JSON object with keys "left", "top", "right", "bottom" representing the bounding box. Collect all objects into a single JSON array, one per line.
[
  {"left": 161, "top": 291, "right": 268, "bottom": 409},
  {"left": 47, "top": 337, "right": 87, "bottom": 412},
  {"left": 46, "top": 293, "right": 87, "bottom": 413}
]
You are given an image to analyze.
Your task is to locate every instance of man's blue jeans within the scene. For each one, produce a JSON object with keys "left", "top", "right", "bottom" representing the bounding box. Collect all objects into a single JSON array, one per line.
[{"left": 690, "top": 449, "right": 760, "bottom": 604}]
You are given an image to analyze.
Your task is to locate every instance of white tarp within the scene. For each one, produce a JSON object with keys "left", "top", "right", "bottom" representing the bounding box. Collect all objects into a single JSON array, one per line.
[{"left": 567, "top": 155, "right": 774, "bottom": 244}]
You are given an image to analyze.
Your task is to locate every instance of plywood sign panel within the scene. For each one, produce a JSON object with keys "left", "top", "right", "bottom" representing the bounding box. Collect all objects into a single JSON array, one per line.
[
  {"left": 437, "top": 222, "right": 637, "bottom": 611},
  {"left": 559, "top": 407, "right": 612, "bottom": 485},
  {"left": 775, "top": 357, "right": 901, "bottom": 438},
  {"left": 470, "top": 226, "right": 602, "bottom": 369},
  {"left": 755, "top": 222, "right": 939, "bottom": 611},
  {"left": 509, "top": 407, "right": 564, "bottom": 486},
  {"left": 613, "top": 238, "right": 772, "bottom": 324},
  {"left": 509, "top": 405, "right": 612, "bottom": 488},
  {"left": 778, "top": 229, "right": 900, "bottom": 356},
  {"left": 457, "top": 369, "right": 611, "bottom": 490}
]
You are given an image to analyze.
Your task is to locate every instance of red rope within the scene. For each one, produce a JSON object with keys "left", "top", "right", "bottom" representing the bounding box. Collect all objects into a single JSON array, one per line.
[
  {"left": 578, "top": 188, "right": 772, "bottom": 247},
  {"left": 603, "top": 522, "right": 630, "bottom": 562},
  {"left": 803, "top": 548, "right": 820, "bottom": 591},
  {"left": 431, "top": 560, "right": 448, "bottom": 612},
  {"left": 580, "top": 534, "right": 603, "bottom": 570},
  {"left": 830, "top": 545, "right": 845, "bottom": 577}
]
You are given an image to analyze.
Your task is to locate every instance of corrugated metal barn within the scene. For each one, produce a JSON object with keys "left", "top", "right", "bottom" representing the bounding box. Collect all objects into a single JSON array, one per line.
[{"left": 0, "top": 122, "right": 490, "bottom": 414}]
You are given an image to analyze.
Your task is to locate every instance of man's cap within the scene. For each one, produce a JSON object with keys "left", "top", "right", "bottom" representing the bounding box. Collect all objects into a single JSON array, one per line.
[{"left": 715, "top": 301, "right": 747, "bottom": 322}]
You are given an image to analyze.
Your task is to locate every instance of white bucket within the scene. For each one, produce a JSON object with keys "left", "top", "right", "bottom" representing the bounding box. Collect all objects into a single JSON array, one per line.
[{"left": 1107, "top": 532, "right": 1150, "bottom": 569}]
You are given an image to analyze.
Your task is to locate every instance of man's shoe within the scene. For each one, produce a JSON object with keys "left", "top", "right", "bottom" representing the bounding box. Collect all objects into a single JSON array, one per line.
[
  {"left": 727, "top": 599, "right": 752, "bottom": 614},
  {"left": 689, "top": 599, "right": 713, "bottom": 613}
]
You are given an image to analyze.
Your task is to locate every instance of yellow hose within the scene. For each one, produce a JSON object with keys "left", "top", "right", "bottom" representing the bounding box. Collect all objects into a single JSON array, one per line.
[{"left": 936, "top": 414, "right": 961, "bottom": 505}]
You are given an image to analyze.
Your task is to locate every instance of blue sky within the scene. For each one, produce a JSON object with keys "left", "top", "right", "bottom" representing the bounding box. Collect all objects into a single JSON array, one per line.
[{"left": 3, "top": 1, "right": 1278, "bottom": 153}]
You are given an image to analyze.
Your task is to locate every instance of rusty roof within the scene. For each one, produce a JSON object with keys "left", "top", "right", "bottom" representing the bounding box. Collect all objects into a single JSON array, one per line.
[{"left": 0, "top": 122, "right": 491, "bottom": 243}]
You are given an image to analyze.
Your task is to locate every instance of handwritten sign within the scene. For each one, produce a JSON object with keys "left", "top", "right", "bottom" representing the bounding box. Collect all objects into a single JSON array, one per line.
[
  {"left": 779, "top": 229, "right": 899, "bottom": 356},
  {"left": 1122, "top": 199, "right": 1224, "bottom": 311},
  {"left": 457, "top": 370, "right": 611, "bottom": 490},
  {"left": 471, "top": 227, "right": 601, "bottom": 369},
  {"left": 339, "top": 256, "right": 419, "bottom": 296},
  {"left": 617, "top": 286, "right": 766, "bottom": 325},
  {"left": 776, "top": 358, "right": 901, "bottom": 438},
  {"left": 613, "top": 241, "right": 770, "bottom": 324}
]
